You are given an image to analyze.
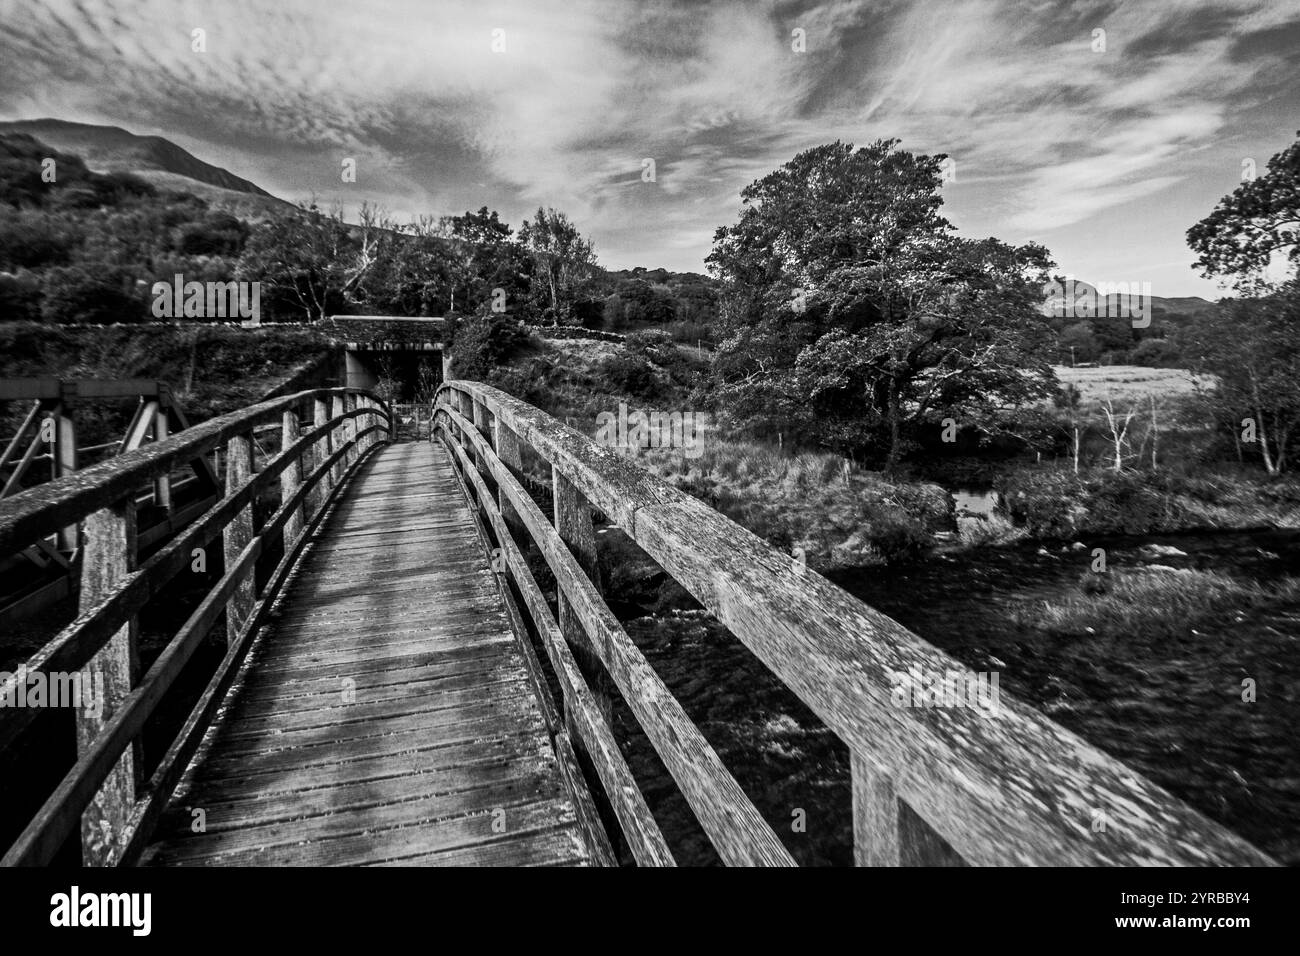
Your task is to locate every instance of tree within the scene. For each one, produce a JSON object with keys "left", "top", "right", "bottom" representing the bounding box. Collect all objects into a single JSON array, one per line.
[
  {"left": 440, "top": 207, "right": 531, "bottom": 317},
  {"left": 706, "top": 140, "right": 1057, "bottom": 469},
  {"left": 1188, "top": 131, "right": 1300, "bottom": 289},
  {"left": 518, "top": 207, "right": 597, "bottom": 324},
  {"left": 354, "top": 214, "right": 455, "bottom": 316},
  {"left": 1179, "top": 282, "right": 1300, "bottom": 474},
  {"left": 1059, "top": 321, "right": 1100, "bottom": 364},
  {"left": 237, "top": 201, "right": 392, "bottom": 321}
]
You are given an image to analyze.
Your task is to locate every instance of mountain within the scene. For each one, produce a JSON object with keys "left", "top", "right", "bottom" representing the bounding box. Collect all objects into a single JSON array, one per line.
[
  {"left": 1042, "top": 279, "right": 1218, "bottom": 324},
  {"left": 0, "top": 118, "right": 295, "bottom": 218}
]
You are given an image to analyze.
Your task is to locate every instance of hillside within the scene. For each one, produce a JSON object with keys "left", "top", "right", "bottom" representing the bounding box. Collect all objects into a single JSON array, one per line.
[
  {"left": 1044, "top": 278, "right": 1218, "bottom": 320},
  {"left": 0, "top": 118, "right": 295, "bottom": 218}
]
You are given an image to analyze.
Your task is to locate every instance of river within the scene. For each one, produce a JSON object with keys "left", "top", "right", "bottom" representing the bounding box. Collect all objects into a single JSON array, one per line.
[{"left": 608, "top": 528, "right": 1300, "bottom": 866}]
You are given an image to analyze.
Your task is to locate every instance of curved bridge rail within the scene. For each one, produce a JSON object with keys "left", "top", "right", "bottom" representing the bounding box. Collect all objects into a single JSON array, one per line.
[
  {"left": 435, "top": 380, "right": 1275, "bottom": 867},
  {"left": 0, "top": 388, "right": 390, "bottom": 866}
]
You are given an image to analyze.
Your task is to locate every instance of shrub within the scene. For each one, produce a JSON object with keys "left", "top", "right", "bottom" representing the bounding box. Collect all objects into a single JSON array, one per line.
[
  {"left": 175, "top": 213, "right": 250, "bottom": 257},
  {"left": 39, "top": 267, "right": 145, "bottom": 324},
  {"left": 0, "top": 272, "right": 42, "bottom": 323},
  {"left": 449, "top": 313, "right": 531, "bottom": 379},
  {"left": 1130, "top": 337, "right": 1183, "bottom": 368},
  {"left": 596, "top": 352, "right": 662, "bottom": 400}
]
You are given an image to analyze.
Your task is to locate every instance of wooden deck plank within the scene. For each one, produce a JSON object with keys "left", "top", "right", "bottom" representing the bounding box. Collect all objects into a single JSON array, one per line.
[
  {"left": 181, "top": 733, "right": 554, "bottom": 802},
  {"left": 367, "top": 827, "right": 591, "bottom": 867},
  {"left": 233, "top": 664, "right": 530, "bottom": 713},
  {"left": 143, "top": 442, "right": 607, "bottom": 867},
  {"left": 158, "top": 755, "right": 563, "bottom": 833},
  {"left": 215, "top": 677, "right": 536, "bottom": 738},
  {"left": 148, "top": 798, "right": 581, "bottom": 867}
]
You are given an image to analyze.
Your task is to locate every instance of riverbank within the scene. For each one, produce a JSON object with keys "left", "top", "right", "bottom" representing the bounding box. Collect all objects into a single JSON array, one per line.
[
  {"left": 631, "top": 439, "right": 952, "bottom": 568},
  {"left": 995, "top": 468, "right": 1300, "bottom": 540},
  {"left": 487, "top": 334, "right": 1300, "bottom": 566}
]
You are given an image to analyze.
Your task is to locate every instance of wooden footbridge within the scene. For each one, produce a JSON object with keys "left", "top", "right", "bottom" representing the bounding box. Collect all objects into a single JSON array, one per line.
[{"left": 0, "top": 382, "right": 1276, "bottom": 866}]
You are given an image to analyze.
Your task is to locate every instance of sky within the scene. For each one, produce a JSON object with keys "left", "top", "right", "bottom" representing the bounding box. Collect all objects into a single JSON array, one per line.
[{"left": 1, "top": 0, "right": 1297, "bottom": 298}]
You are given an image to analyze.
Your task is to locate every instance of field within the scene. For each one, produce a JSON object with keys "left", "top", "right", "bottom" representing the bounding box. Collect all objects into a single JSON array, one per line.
[{"left": 1053, "top": 365, "right": 1215, "bottom": 411}]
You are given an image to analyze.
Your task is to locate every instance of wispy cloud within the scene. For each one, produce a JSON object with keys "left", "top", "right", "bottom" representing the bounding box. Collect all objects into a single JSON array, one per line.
[{"left": 1, "top": 0, "right": 1297, "bottom": 295}]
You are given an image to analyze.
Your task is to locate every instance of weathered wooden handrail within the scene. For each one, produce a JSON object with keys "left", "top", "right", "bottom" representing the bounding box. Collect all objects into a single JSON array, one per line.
[
  {"left": 0, "top": 387, "right": 391, "bottom": 866},
  {"left": 435, "top": 380, "right": 1276, "bottom": 867}
]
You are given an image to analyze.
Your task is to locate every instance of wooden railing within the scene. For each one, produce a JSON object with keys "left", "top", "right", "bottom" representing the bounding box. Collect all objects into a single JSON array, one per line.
[
  {"left": 0, "top": 387, "right": 390, "bottom": 866},
  {"left": 435, "top": 380, "right": 1276, "bottom": 867}
]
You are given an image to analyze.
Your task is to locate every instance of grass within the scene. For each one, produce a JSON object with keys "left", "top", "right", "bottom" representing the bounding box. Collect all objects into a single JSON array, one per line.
[
  {"left": 1053, "top": 365, "right": 1214, "bottom": 412},
  {"left": 1009, "top": 568, "right": 1300, "bottom": 642},
  {"left": 629, "top": 438, "right": 951, "bottom": 567}
]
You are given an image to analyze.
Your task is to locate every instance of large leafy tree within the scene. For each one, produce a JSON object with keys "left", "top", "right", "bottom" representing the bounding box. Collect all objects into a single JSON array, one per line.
[
  {"left": 1178, "top": 282, "right": 1300, "bottom": 474},
  {"left": 1188, "top": 131, "right": 1300, "bottom": 290},
  {"left": 441, "top": 207, "right": 531, "bottom": 316},
  {"left": 518, "top": 207, "right": 597, "bottom": 324},
  {"left": 237, "top": 201, "right": 393, "bottom": 321},
  {"left": 355, "top": 215, "right": 454, "bottom": 316},
  {"left": 707, "top": 140, "right": 1056, "bottom": 468},
  {"left": 1182, "top": 131, "right": 1300, "bottom": 474}
]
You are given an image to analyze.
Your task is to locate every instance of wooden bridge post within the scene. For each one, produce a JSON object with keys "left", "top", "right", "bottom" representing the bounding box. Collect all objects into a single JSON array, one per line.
[
  {"left": 357, "top": 396, "right": 371, "bottom": 453},
  {"left": 338, "top": 395, "right": 353, "bottom": 468},
  {"left": 471, "top": 400, "right": 493, "bottom": 504},
  {"left": 348, "top": 393, "right": 360, "bottom": 460},
  {"left": 851, "top": 752, "right": 900, "bottom": 866},
  {"left": 281, "top": 407, "right": 303, "bottom": 548},
  {"left": 223, "top": 432, "right": 255, "bottom": 645},
  {"left": 493, "top": 418, "right": 527, "bottom": 549},
  {"left": 52, "top": 400, "right": 78, "bottom": 551},
  {"left": 77, "top": 501, "right": 140, "bottom": 865},
  {"left": 310, "top": 396, "right": 330, "bottom": 518},
  {"left": 552, "top": 472, "right": 611, "bottom": 726},
  {"left": 330, "top": 394, "right": 346, "bottom": 486},
  {"left": 457, "top": 391, "right": 479, "bottom": 507},
  {"left": 365, "top": 397, "right": 381, "bottom": 451},
  {"left": 153, "top": 403, "right": 172, "bottom": 514},
  {"left": 851, "top": 750, "right": 966, "bottom": 866}
]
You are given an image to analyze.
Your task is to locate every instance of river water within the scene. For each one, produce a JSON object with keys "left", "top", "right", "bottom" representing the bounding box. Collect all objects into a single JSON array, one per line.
[{"left": 609, "top": 528, "right": 1300, "bottom": 866}]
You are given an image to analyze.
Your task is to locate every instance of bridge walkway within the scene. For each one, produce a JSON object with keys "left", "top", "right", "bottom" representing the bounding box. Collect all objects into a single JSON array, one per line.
[{"left": 141, "top": 442, "right": 605, "bottom": 866}]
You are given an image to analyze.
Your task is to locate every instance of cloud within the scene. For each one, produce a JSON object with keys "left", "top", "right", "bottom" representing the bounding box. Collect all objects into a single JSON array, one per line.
[{"left": 1, "top": 0, "right": 1297, "bottom": 292}]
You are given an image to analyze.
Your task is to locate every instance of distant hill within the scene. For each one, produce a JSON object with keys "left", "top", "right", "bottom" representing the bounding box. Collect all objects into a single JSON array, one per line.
[
  {"left": 0, "top": 118, "right": 295, "bottom": 219},
  {"left": 1043, "top": 279, "right": 1218, "bottom": 324}
]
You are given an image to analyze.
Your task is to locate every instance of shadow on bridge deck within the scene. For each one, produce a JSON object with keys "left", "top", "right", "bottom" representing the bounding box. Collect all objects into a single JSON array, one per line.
[{"left": 141, "top": 443, "right": 603, "bottom": 866}]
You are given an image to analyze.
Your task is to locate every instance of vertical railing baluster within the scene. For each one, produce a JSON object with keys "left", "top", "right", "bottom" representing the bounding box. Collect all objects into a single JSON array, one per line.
[
  {"left": 281, "top": 407, "right": 303, "bottom": 548},
  {"left": 344, "top": 393, "right": 357, "bottom": 465},
  {"left": 552, "top": 471, "right": 611, "bottom": 728},
  {"left": 77, "top": 500, "right": 140, "bottom": 865},
  {"left": 153, "top": 405, "right": 172, "bottom": 515},
  {"left": 53, "top": 401, "right": 78, "bottom": 551},
  {"left": 457, "top": 390, "right": 478, "bottom": 506},
  {"left": 223, "top": 432, "right": 255, "bottom": 645},
  {"left": 851, "top": 751, "right": 900, "bottom": 866},
  {"left": 356, "top": 396, "right": 370, "bottom": 453},
  {"left": 330, "top": 394, "right": 346, "bottom": 486},
  {"left": 311, "top": 396, "right": 330, "bottom": 518},
  {"left": 471, "top": 399, "right": 493, "bottom": 503},
  {"left": 493, "top": 417, "right": 527, "bottom": 549}
]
